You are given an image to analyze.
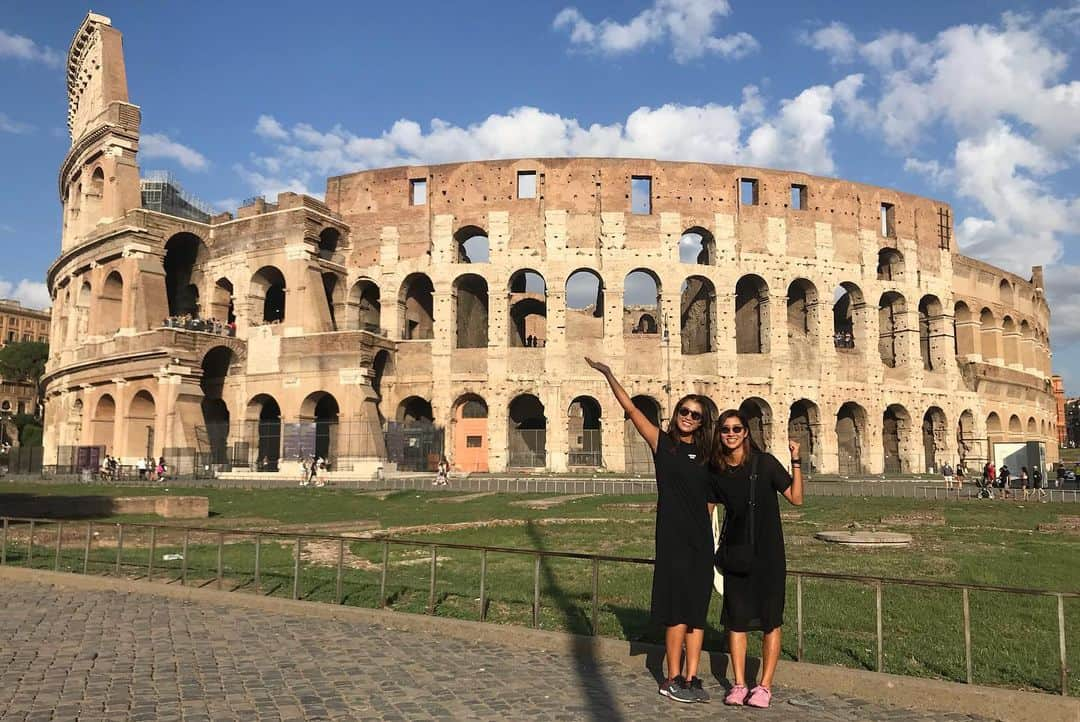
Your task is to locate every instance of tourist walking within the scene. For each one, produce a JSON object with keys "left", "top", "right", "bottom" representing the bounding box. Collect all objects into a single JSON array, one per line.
[
  {"left": 941, "top": 462, "right": 954, "bottom": 490},
  {"left": 999, "top": 464, "right": 1011, "bottom": 499},
  {"left": 710, "top": 409, "right": 804, "bottom": 709},
  {"left": 434, "top": 456, "right": 450, "bottom": 486},
  {"left": 1020, "top": 467, "right": 1030, "bottom": 499},
  {"left": 586, "top": 356, "right": 716, "bottom": 704},
  {"left": 1033, "top": 466, "right": 1047, "bottom": 501},
  {"left": 155, "top": 456, "right": 167, "bottom": 483}
]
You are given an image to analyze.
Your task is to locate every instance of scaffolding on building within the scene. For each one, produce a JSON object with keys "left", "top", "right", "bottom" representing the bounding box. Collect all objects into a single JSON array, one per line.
[{"left": 140, "top": 171, "right": 213, "bottom": 223}]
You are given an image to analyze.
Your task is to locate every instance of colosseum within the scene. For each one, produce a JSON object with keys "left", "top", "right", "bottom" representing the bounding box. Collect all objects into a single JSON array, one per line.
[{"left": 42, "top": 13, "right": 1059, "bottom": 479}]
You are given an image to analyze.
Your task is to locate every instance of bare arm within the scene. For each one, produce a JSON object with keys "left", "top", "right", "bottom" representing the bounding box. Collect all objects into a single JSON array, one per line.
[
  {"left": 783, "top": 439, "right": 804, "bottom": 506},
  {"left": 585, "top": 357, "right": 660, "bottom": 453}
]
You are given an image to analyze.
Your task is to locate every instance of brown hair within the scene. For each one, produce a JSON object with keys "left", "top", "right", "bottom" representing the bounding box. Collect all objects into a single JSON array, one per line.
[
  {"left": 665, "top": 394, "right": 716, "bottom": 464},
  {"left": 710, "top": 408, "right": 757, "bottom": 471}
]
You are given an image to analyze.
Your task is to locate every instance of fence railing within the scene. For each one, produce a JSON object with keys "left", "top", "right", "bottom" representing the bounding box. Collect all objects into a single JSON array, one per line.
[{"left": 0, "top": 516, "right": 1074, "bottom": 695}]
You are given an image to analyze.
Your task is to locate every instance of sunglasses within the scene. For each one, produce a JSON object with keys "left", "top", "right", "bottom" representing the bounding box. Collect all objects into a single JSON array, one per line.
[
  {"left": 719, "top": 425, "right": 745, "bottom": 434},
  {"left": 677, "top": 407, "right": 703, "bottom": 422}
]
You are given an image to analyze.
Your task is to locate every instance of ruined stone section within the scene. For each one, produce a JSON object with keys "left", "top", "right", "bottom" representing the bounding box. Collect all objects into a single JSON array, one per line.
[
  {"left": 814, "top": 531, "right": 913, "bottom": 547},
  {"left": 42, "top": 15, "right": 1058, "bottom": 478}
]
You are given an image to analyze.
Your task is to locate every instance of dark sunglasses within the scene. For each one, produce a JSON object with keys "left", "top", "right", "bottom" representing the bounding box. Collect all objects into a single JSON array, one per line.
[
  {"left": 677, "top": 407, "right": 703, "bottom": 422},
  {"left": 719, "top": 425, "right": 745, "bottom": 434}
]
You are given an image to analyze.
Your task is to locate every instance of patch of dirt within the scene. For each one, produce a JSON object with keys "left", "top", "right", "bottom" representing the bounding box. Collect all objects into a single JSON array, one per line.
[
  {"left": 780, "top": 511, "right": 804, "bottom": 521},
  {"left": 879, "top": 512, "right": 945, "bottom": 526},
  {"left": 1036, "top": 515, "right": 1080, "bottom": 534},
  {"left": 357, "top": 490, "right": 402, "bottom": 500},
  {"left": 600, "top": 503, "right": 656, "bottom": 512},
  {"left": 357, "top": 516, "right": 628, "bottom": 539},
  {"left": 509, "top": 494, "right": 597, "bottom": 510},
  {"left": 430, "top": 492, "right": 499, "bottom": 504}
]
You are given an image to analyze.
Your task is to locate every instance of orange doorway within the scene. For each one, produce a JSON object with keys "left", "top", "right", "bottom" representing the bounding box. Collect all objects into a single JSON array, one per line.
[{"left": 454, "top": 396, "right": 488, "bottom": 472}]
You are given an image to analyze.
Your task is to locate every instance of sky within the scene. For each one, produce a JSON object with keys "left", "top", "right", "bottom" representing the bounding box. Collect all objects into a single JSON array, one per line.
[{"left": 2, "top": 0, "right": 1079, "bottom": 387}]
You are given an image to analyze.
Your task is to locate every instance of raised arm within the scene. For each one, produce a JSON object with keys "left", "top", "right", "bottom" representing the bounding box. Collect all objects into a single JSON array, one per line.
[
  {"left": 585, "top": 356, "right": 660, "bottom": 453},
  {"left": 783, "top": 439, "right": 804, "bottom": 506}
]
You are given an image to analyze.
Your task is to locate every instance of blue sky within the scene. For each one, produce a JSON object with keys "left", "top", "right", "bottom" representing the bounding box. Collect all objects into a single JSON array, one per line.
[{"left": 2, "top": 0, "right": 1079, "bottom": 387}]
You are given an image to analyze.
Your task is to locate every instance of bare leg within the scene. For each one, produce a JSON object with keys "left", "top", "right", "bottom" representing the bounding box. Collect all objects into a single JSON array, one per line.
[
  {"left": 759, "top": 627, "right": 783, "bottom": 688},
  {"left": 727, "top": 631, "right": 748, "bottom": 686},
  {"left": 665, "top": 625, "right": 687, "bottom": 679},
  {"left": 684, "top": 627, "right": 705, "bottom": 679}
]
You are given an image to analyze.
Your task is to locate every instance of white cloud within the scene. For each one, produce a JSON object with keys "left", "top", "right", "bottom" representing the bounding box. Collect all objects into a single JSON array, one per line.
[
  {"left": 0, "top": 279, "right": 50, "bottom": 310},
  {"left": 254, "top": 114, "right": 289, "bottom": 140},
  {"left": 0, "top": 112, "right": 32, "bottom": 134},
  {"left": 0, "top": 29, "right": 62, "bottom": 68},
  {"left": 140, "top": 133, "right": 209, "bottom": 171},
  {"left": 802, "top": 22, "right": 857, "bottom": 63},
  {"left": 553, "top": 0, "right": 758, "bottom": 63}
]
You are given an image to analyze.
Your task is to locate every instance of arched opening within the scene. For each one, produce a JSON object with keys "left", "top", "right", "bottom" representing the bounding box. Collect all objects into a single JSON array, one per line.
[
  {"left": 1008, "top": 414, "right": 1022, "bottom": 435},
  {"left": 1002, "top": 316, "right": 1020, "bottom": 366},
  {"left": 878, "top": 291, "right": 907, "bottom": 368},
  {"left": 211, "top": 278, "right": 235, "bottom": 325},
  {"left": 321, "top": 272, "right": 341, "bottom": 331},
  {"left": 251, "top": 266, "right": 286, "bottom": 324},
  {"left": 565, "top": 269, "right": 605, "bottom": 339},
  {"left": 568, "top": 396, "right": 602, "bottom": 467},
  {"left": 1020, "top": 320, "right": 1035, "bottom": 369},
  {"left": 508, "top": 394, "right": 546, "bottom": 468},
  {"left": 954, "top": 301, "right": 975, "bottom": 357},
  {"left": 922, "top": 407, "right": 947, "bottom": 472},
  {"left": 91, "top": 394, "right": 116, "bottom": 452},
  {"left": 679, "top": 227, "right": 715, "bottom": 265},
  {"left": 787, "top": 279, "right": 818, "bottom": 365},
  {"left": 508, "top": 270, "right": 547, "bottom": 347},
  {"left": 740, "top": 397, "right": 772, "bottom": 452},
  {"left": 624, "top": 269, "right": 660, "bottom": 336},
  {"left": 998, "top": 278, "right": 1012, "bottom": 304},
  {"left": 681, "top": 275, "right": 715, "bottom": 355},
  {"left": 318, "top": 227, "right": 340, "bottom": 260},
  {"left": 124, "top": 390, "right": 156, "bottom": 460},
  {"left": 76, "top": 281, "right": 92, "bottom": 338},
  {"left": 201, "top": 346, "right": 233, "bottom": 464},
  {"left": 247, "top": 394, "right": 281, "bottom": 471},
  {"left": 883, "top": 404, "right": 911, "bottom": 473},
  {"left": 455, "top": 226, "right": 489, "bottom": 263},
  {"left": 832, "top": 283, "right": 863, "bottom": 350},
  {"left": 397, "top": 396, "right": 434, "bottom": 425},
  {"left": 453, "top": 394, "right": 488, "bottom": 472},
  {"left": 788, "top": 399, "right": 819, "bottom": 473},
  {"left": 735, "top": 274, "right": 769, "bottom": 354},
  {"left": 957, "top": 410, "right": 976, "bottom": 467},
  {"left": 85, "top": 167, "right": 104, "bottom": 222},
  {"left": 163, "top": 233, "right": 206, "bottom": 317},
  {"left": 836, "top": 402, "right": 867, "bottom": 475},
  {"left": 980, "top": 308, "right": 1000, "bottom": 362},
  {"left": 918, "top": 295, "right": 944, "bottom": 371},
  {"left": 350, "top": 279, "right": 381, "bottom": 332},
  {"left": 1026, "top": 417, "right": 1037, "bottom": 436},
  {"left": 986, "top": 412, "right": 1002, "bottom": 437},
  {"left": 392, "top": 396, "right": 438, "bottom": 471},
  {"left": 399, "top": 273, "right": 434, "bottom": 340},
  {"left": 453, "top": 273, "right": 489, "bottom": 348},
  {"left": 309, "top": 393, "right": 340, "bottom": 462},
  {"left": 876, "top": 248, "right": 904, "bottom": 282},
  {"left": 371, "top": 350, "right": 392, "bottom": 422},
  {"left": 96, "top": 271, "right": 124, "bottom": 336},
  {"left": 624, "top": 395, "right": 661, "bottom": 474}
]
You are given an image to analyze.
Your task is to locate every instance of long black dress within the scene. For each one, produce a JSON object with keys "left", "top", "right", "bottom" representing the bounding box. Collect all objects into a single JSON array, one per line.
[
  {"left": 712, "top": 452, "right": 792, "bottom": 632},
  {"left": 650, "top": 433, "right": 715, "bottom": 629}
]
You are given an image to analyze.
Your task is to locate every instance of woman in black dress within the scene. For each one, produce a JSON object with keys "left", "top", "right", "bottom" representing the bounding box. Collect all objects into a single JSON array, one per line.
[
  {"left": 586, "top": 357, "right": 716, "bottom": 704},
  {"left": 711, "top": 409, "right": 803, "bottom": 708}
]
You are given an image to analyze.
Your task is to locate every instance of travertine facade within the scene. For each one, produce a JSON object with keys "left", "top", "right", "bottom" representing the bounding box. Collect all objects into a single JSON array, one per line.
[{"left": 43, "top": 14, "right": 1058, "bottom": 476}]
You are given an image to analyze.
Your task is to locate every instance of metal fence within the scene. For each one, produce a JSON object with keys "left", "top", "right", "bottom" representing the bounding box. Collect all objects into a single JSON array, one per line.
[
  {"left": 508, "top": 429, "right": 546, "bottom": 468},
  {"left": 0, "top": 515, "right": 1075, "bottom": 695}
]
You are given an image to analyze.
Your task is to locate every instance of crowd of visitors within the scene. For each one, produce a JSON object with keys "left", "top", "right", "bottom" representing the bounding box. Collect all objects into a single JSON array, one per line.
[
  {"left": 99, "top": 455, "right": 168, "bottom": 482},
  {"left": 161, "top": 315, "right": 236, "bottom": 336},
  {"left": 299, "top": 455, "right": 328, "bottom": 487}
]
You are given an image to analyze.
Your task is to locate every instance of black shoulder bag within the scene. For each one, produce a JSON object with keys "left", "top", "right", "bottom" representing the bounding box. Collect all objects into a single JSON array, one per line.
[{"left": 714, "top": 452, "right": 758, "bottom": 576}]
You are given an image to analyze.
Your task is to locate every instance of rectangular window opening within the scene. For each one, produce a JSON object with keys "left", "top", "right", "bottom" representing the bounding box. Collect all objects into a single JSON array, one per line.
[
  {"left": 517, "top": 170, "right": 537, "bottom": 199},
  {"left": 740, "top": 178, "right": 759, "bottom": 206},
  {"left": 938, "top": 207, "right": 952, "bottom": 250},
  {"left": 466, "top": 436, "right": 482, "bottom": 448},
  {"left": 410, "top": 178, "right": 427, "bottom": 206},
  {"left": 791, "top": 184, "right": 807, "bottom": 211},
  {"left": 881, "top": 202, "right": 895, "bottom": 237},
  {"left": 631, "top": 176, "right": 652, "bottom": 215}
]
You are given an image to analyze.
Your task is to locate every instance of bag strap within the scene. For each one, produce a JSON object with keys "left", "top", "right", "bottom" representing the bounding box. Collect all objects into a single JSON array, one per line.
[{"left": 747, "top": 452, "right": 759, "bottom": 549}]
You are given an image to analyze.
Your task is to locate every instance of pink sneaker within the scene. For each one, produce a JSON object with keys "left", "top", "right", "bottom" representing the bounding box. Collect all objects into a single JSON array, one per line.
[
  {"left": 746, "top": 685, "right": 772, "bottom": 708},
  {"left": 723, "top": 684, "right": 748, "bottom": 705}
]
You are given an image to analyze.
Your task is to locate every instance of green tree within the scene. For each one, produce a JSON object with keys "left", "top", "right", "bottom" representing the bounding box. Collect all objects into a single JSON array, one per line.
[{"left": 0, "top": 341, "right": 49, "bottom": 419}]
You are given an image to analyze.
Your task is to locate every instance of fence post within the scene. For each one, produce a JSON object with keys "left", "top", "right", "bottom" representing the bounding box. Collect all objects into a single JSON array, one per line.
[
  {"left": 962, "top": 587, "right": 973, "bottom": 684},
  {"left": 181, "top": 530, "right": 189, "bottom": 586},
  {"left": 533, "top": 554, "right": 541, "bottom": 629},
  {"left": 479, "top": 549, "right": 487, "bottom": 622},
  {"left": 1059, "top": 593, "right": 1069, "bottom": 696},
  {"left": 252, "top": 535, "right": 260, "bottom": 593},
  {"left": 114, "top": 524, "right": 124, "bottom": 576},
  {"left": 428, "top": 546, "right": 437, "bottom": 614},
  {"left": 54, "top": 521, "right": 63, "bottom": 572},
  {"left": 875, "top": 581, "right": 884, "bottom": 673},
  {"left": 83, "top": 522, "right": 92, "bottom": 574},
  {"left": 796, "top": 574, "right": 804, "bottom": 662},
  {"left": 379, "top": 540, "right": 388, "bottom": 607},
  {"left": 336, "top": 537, "right": 345, "bottom": 605},
  {"left": 1, "top": 518, "right": 6, "bottom": 565},
  {"left": 591, "top": 557, "right": 600, "bottom": 635},
  {"left": 292, "top": 537, "right": 302, "bottom": 600},
  {"left": 217, "top": 533, "right": 225, "bottom": 590},
  {"left": 27, "top": 520, "right": 34, "bottom": 567},
  {"left": 147, "top": 526, "right": 156, "bottom": 581}
]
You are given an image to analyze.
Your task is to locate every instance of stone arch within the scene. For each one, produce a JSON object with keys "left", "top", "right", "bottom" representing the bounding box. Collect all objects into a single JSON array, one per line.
[
  {"left": 163, "top": 232, "right": 207, "bottom": 316},
  {"left": 349, "top": 278, "right": 381, "bottom": 332},
  {"left": 568, "top": 395, "right": 603, "bottom": 467},
  {"left": 979, "top": 308, "right": 1000, "bottom": 362},
  {"left": 1008, "top": 414, "right": 1022, "bottom": 435},
  {"left": 76, "top": 280, "right": 92, "bottom": 337},
  {"left": 301, "top": 391, "right": 340, "bottom": 461},
  {"left": 124, "top": 390, "right": 156, "bottom": 460},
  {"left": 625, "top": 395, "right": 662, "bottom": 474},
  {"left": 321, "top": 272, "right": 343, "bottom": 331},
  {"left": 452, "top": 393, "right": 489, "bottom": 472},
  {"left": 876, "top": 248, "right": 904, "bottom": 282},
  {"left": 246, "top": 394, "right": 281, "bottom": 469},
  {"left": 453, "top": 273, "right": 489, "bottom": 348},
  {"left": 998, "top": 278, "right": 1013, "bottom": 304},
  {"left": 371, "top": 349, "right": 392, "bottom": 422},
  {"left": 836, "top": 401, "right": 867, "bottom": 475},
  {"left": 878, "top": 291, "right": 907, "bottom": 368},
  {"left": 508, "top": 269, "right": 547, "bottom": 347},
  {"left": 91, "top": 393, "right": 116, "bottom": 452},
  {"left": 1026, "top": 417, "right": 1037, "bottom": 435},
  {"left": 85, "top": 166, "right": 104, "bottom": 224},
  {"left": 735, "top": 274, "right": 770, "bottom": 354},
  {"left": 201, "top": 346, "right": 233, "bottom": 464},
  {"left": 1020, "top": 320, "right": 1035, "bottom": 369},
  {"left": 317, "top": 227, "right": 340, "bottom": 260},
  {"left": 624, "top": 269, "right": 661, "bottom": 336},
  {"left": 954, "top": 301, "right": 975, "bottom": 357},
  {"left": 832, "top": 282, "right": 865, "bottom": 350},
  {"left": 95, "top": 270, "right": 124, "bottom": 336},
  {"left": 636, "top": 313, "right": 658, "bottom": 334},
  {"left": 681, "top": 275, "right": 715, "bottom": 355},
  {"left": 679, "top": 227, "right": 715, "bottom": 265},
  {"left": 454, "top": 225, "right": 489, "bottom": 263},
  {"left": 740, "top": 397, "right": 773, "bottom": 452},
  {"left": 957, "top": 409, "right": 976, "bottom": 467},
  {"left": 786, "top": 278, "right": 818, "bottom": 337},
  {"left": 918, "top": 295, "right": 946, "bottom": 371},
  {"left": 508, "top": 393, "right": 546, "bottom": 468},
  {"left": 566, "top": 269, "right": 605, "bottom": 339},
  {"left": 399, "top": 273, "right": 434, "bottom": 340},
  {"left": 883, "top": 404, "right": 912, "bottom": 473},
  {"left": 986, "top": 411, "right": 1002, "bottom": 436},
  {"left": 397, "top": 396, "right": 434, "bottom": 425},
  {"left": 1002, "top": 316, "right": 1020, "bottom": 366},
  {"left": 251, "top": 266, "right": 286, "bottom": 324},
  {"left": 789, "top": 399, "right": 820, "bottom": 473},
  {"left": 922, "top": 406, "right": 947, "bottom": 471},
  {"left": 210, "top": 278, "right": 235, "bottom": 325}
]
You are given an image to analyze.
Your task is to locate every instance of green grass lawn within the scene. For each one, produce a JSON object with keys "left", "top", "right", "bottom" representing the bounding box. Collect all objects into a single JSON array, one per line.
[{"left": 2, "top": 481, "right": 1078, "bottom": 694}]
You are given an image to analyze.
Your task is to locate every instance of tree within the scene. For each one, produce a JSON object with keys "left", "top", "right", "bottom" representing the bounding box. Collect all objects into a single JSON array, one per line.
[{"left": 0, "top": 341, "right": 49, "bottom": 418}]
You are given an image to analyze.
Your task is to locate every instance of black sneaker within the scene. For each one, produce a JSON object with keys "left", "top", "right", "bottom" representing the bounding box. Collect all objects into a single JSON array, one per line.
[
  {"left": 659, "top": 675, "right": 696, "bottom": 704},
  {"left": 687, "top": 676, "right": 711, "bottom": 703}
]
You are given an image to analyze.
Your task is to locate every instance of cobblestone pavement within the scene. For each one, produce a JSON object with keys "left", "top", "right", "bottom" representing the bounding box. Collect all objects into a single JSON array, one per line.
[{"left": 0, "top": 582, "right": 998, "bottom": 722}]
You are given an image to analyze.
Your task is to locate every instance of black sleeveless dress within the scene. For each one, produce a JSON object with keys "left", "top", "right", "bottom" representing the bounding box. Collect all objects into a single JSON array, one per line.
[
  {"left": 650, "top": 433, "right": 715, "bottom": 629},
  {"left": 712, "top": 452, "right": 792, "bottom": 632}
]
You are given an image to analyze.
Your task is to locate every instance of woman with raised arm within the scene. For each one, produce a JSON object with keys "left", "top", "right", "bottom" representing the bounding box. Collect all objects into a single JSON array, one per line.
[
  {"left": 710, "top": 408, "right": 803, "bottom": 709},
  {"left": 585, "top": 357, "right": 717, "bottom": 704}
]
